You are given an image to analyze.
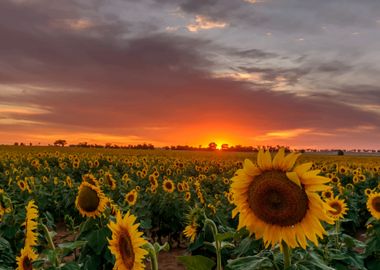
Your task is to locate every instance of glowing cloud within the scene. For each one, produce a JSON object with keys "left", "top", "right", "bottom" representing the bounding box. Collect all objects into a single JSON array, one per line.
[
  {"left": 187, "top": 15, "right": 227, "bottom": 32},
  {"left": 255, "top": 129, "right": 313, "bottom": 141}
]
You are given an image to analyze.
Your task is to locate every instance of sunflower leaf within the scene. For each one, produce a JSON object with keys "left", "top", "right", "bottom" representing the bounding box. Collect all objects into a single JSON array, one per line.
[{"left": 177, "top": 255, "right": 216, "bottom": 270}]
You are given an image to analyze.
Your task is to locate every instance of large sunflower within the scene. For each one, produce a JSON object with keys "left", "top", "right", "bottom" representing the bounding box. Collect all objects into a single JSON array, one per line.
[
  {"left": 75, "top": 182, "right": 107, "bottom": 218},
  {"left": 367, "top": 192, "right": 380, "bottom": 219},
  {"left": 231, "top": 148, "right": 333, "bottom": 249},
  {"left": 325, "top": 196, "right": 348, "bottom": 220},
  {"left": 108, "top": 211, "right": 148, "bottom": 270}
]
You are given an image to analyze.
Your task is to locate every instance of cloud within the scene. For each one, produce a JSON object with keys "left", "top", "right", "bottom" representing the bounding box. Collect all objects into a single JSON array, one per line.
[
  {"left": 0, "top": 0, "right": 379, "bottom": 148},
  {"left": 186, "top": 15, "right": 228, "bottom": 32}
]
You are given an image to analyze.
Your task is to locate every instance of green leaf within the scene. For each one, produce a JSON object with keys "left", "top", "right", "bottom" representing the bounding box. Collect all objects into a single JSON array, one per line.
[
  {"left": 216, "top": 231, "right": 235, "bottom": 242},
  {"left": 58, "top": 240, "right": 87, "bottom": 256},
  {"left": 220, "top": 241, "right": 235, "bottom": 249},
  {"left": 177, "top": 255, "right": 216, "bottom": 270},
  {"left": 226, "top": 256, "right": 274, "bottom": 270},
  {"left": 86, "top": 227, "right": 110, "bottom": 255},
  {"left": 61, "top": 262, "right": 81, "bottom": 270}
]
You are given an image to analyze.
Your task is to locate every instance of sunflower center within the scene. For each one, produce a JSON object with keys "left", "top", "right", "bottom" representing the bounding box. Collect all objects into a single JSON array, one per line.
[
  {"left": 248, "top": 171, "right": 308, "bottom": 226},
  {"left": 119, "top": 232, "right": 135, "bottom": 270},
  {"left": 372, "top": 196, "right": 380, "bottom": 212},
  {"left": 329, "top": 202, "right": 342, "bottom": 215},
  {"left": 165, "top": 182, "right": 172, "bottom": 189},
  {"left": 127, "top": 194, "right": 135, "bottom": 202},
  {"left": 23, "top": 256, "right": 33, "bottom": 270},
  {"left": 78, "top": 186, "right": 100, "bottom": 212}
]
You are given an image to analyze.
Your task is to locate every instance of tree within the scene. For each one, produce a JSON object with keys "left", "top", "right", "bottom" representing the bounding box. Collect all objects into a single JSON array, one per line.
[
  {"left": 208, "top": 142, "right": 217, "bottom": 150},
  {"left": 54, "top": 139, "right": 67, "bottom": 147}
]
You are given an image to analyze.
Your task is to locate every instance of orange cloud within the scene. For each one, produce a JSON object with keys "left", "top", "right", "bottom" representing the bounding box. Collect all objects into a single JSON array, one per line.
[{"left": 187, "top": 15, "right": 227, "bottom": 32}]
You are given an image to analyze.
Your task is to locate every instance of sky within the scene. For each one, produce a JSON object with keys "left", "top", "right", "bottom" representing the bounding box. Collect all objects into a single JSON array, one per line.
[{"left": 0, "top": 0, "right": 380, "bottom": 149}]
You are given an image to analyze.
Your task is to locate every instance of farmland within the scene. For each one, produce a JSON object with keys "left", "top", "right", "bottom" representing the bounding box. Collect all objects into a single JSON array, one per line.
[{"left": 0, "top": 146, "right": 379, "bottom": 270}]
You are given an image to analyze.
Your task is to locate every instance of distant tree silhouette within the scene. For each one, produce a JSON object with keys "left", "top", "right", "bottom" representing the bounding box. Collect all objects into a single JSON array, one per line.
[
  {"left": 208, "top": 142, "right": 217, "bottom": 150},
  {"left": 54, "top": 139, "right": 67, "bottom": 147}
]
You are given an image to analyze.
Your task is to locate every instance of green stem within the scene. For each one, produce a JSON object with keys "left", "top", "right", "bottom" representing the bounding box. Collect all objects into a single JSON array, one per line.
[
  {"left": 282, "top": 241, "right": 291, "bottom": 270},
  {"left": 41, "top": 223, "right": 59, "bottom": 267},
  {"left": 204, "top": 218, "right": 222, "bottom": 270},
  {"left": 335, "top": 220, "right": 340, "bottom": 248},
  {"left": 144, "top": 242, "right": 159, "bottom": 270}
]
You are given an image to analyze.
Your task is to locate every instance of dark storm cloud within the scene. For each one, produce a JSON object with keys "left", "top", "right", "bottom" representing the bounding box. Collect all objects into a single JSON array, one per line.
[{"left": 0, "top": 0, "right": 380, "bottom": 147}]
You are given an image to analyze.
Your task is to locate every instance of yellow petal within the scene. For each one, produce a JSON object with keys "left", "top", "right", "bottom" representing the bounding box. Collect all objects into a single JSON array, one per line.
[
  {"left": 286, "top": 172, "right": 301, "bottom": 187},
  {"left": 294, "top": 162, "right": 313, "bottom": 178},
  {"left": 258, "top": 149, "right": 272, "bottom": 171},
  {"left": 283, "top": 152, "right": 301, "bottom": 170},
  {"left": 272, "top": 148, "right": 285, "bottom": 170},
  {"left": 243, "top": 159, "right": 260, "bottom": 176},
  {"left": 302, "top": 175, "right": 330, "bottom": 185}
]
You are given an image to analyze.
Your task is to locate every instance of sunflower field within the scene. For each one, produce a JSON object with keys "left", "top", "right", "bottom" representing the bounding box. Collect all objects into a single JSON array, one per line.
[{"left": 0, "top": 146, "right": 379, "bottom": 270}]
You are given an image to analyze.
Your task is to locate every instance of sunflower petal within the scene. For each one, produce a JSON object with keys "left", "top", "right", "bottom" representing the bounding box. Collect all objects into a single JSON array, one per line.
[
  {"left": 286, "top": 172, "right": 301, "bottom": 187},
  {"left": 272, "top": 148, "right": 285, "bottom": 170}
]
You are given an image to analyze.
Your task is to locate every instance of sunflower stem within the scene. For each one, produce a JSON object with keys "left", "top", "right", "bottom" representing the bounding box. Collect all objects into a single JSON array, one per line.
[
  {"left": 204, "top": 217, "right": 222, "bottom": 270},
  {"left": 41, "top": 223, "right": 59, "bottom": 267},
  {"left": 282, "top": 241, "right": 291, "bottom": 269},
  {"left": 335, "top": 220, "right": 341, "bottom": 248},
  {"left": 144, "top": 242, "right": 159, "bottom": 270}
]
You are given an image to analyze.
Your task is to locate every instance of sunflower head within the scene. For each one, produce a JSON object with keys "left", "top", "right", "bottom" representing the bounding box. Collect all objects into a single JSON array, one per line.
[
  {"left": 183, "top": 206, "right": 204, "bottom": 243},
  {"left": 231, "top": 148, "right": 333, "bottom": 249},
  {"left": 163, "top": 179, "right": 175, "bottom": 193},
  {"left": 75, "top": 182, "right": 107, "bottom": 218},
  {"left": 325, "top": 196, "right": 348, "bottom": 221},
  {"left": 184, "top": 191, "right": 191, "bottom": 202},
  {"left": 367, "top": 192, "right": 380, "bottom": 219},
  {"left": 108, "top": 211, "right": 148, "bottom": 270},
  {"left": 322, "top": 190, "right": 334, "bottom": 200},
  {"left": 125, "top": 189, "right": 138, "bottom": 206},
  {"left": 365, "top": 188, "right": 373, "bottom": 196},
  {"left": 16, "top": 246, "right": 38, "bottom": 270}
]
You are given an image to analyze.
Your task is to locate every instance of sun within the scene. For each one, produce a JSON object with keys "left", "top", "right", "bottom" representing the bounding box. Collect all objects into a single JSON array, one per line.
[{"left": 214, "top": 140, "right": 230, "bottom": 150}]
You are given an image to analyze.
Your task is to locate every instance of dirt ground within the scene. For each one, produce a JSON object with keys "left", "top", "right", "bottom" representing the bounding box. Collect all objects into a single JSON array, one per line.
[{"left": 154, "top": 248, "right": 187, "bottom": 270}]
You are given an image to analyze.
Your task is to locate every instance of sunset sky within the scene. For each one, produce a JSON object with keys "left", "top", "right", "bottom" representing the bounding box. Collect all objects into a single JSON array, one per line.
[{"left": 1, "top": 0, "right": 380, "bottom": 149}]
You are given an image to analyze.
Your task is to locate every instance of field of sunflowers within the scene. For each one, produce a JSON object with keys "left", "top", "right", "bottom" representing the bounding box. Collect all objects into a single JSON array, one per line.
[{"left": 0, "top": 146, "right": 379, "bottom": 270}]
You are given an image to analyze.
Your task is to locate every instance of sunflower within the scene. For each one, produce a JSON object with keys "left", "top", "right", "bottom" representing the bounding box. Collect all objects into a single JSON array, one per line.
[
  {"left": 105, "top": 172, "right": 117, "bottom": 190},
  {"left": 177, "top": 183, "right": 184, "bottom": 192},
  {"left": 163, "top": 179, "right": 175, "bottom": 193},
  {"left": 325, "top": 196, "right": 348, "bottom": 220},
  {"left": 108, "top": 211, "right": 148, "bottom": 270},
  {"left": 24, "top": 200, "right": 39, "bottom": 248},
  {"left": 65, "top": 176, "right": 73, "bottom": 188},
  {"left": 125, "top": 190, "right": 138, "bottom": 206},
  {"left": 16, "top": 246, "right": 38, "bottom": 270},
  {"left": 0, "top": 206, "right": 5, "bottom": 222},
  {"left": 183, "top": 207, "right": 204, "bottom": 243},
  {"left": 184, "top": 192, "right": 191, "bottom": 201},
  {"left": 365, "top": 188, "right": 373, "bottom": 196},
  {"left": 17, "top": 180, "right": 27, "bottom": 191},
  {"left": 75, "top": 182, "right": 107, "bottom": 218},
  {"left": 367, "top": 192, "right": 380, "bottom": 219},
  {"left": 231, "top": 148, "right": 333, "bottom": 249},
  {"left": 82, "top": 174, "right": 99, "bottom": 186},
  {"left": 322, "top": 190, "right": 333, "bottom": 200},
  {"left": 183, "top": 223, "right": 198, "bottom": 243}
]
